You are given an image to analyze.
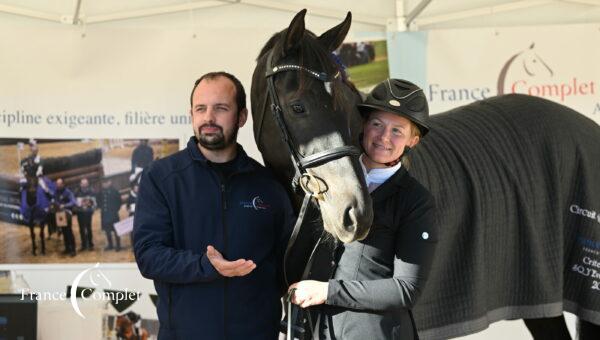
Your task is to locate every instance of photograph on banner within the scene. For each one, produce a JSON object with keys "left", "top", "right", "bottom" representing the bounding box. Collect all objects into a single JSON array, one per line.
[
  {"left": 0, "top": 138, "right": 178, "bottom": 264},
  {"left": 334, "top": 39, "right": 389, "bottom": 92},
  {"left": 104, "top": 312, "right": 158, "bottom": 340}
]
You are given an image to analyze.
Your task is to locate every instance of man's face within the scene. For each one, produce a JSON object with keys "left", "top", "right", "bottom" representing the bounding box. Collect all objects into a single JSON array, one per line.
[
  {"left": 190, "top": 76, "right": 247, "bottom": 151},
  {"left": 102, "top": 180, "right": 111, "bottom": 189},
  {"left": 30, "top": 145, "right": 38, "bottom": 156},
  {"left": 56, "top": 179, "right": 64, "bottom": 190},
  {"left": 80, "top": 179, "right": 89, "bottom": 189}
]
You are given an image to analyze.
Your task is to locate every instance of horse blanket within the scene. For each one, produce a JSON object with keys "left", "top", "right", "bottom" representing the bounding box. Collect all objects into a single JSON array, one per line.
[
  {"left": 20, "top": 176, "right": 54, "bottom": 224},
  {"left": 409, "top": 94, "right": 600, "bottom": 339}
]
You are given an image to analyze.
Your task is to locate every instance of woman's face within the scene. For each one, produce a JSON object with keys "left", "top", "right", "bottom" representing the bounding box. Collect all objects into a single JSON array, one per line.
[{"left": 361, "top": 111, "right": 420, "bottom": 168}]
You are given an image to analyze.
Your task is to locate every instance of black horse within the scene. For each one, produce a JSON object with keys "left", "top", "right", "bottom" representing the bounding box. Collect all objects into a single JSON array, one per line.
[
  {"left": 252, "top": 9, "right": 600, "bottom": 340},
  {"left": 20, "top": 175, "right": 53, "bottom": 256},
  {"left": 251, "top": 9, "right": 373, "bottom": 286}
]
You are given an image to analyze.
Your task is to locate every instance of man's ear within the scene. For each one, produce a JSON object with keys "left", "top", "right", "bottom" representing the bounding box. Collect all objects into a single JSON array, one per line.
[{"left": 238, "top": 108, "right": 248, "bottom": 128}]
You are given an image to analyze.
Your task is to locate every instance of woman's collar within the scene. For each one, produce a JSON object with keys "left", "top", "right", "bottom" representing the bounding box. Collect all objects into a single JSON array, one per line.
[{"left": 360, "top": 154, "right": 402, "bottom": 185}]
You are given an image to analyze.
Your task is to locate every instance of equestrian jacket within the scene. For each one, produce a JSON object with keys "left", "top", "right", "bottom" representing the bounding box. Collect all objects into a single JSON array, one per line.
[
  {"left": 54, "top": 187, "right": 76, "bottom": 211},
  {"left": 74, "top": 187, "right": 97, "bottom": 214},
  {"left": 134, "top": 137, "right": 294, "bottom": 340},
  {"left": 97, "top": 186, "right": 121, "bottom": 229},
  {"left": 320, "top": 166, "right": 437, "bottom": 340}
]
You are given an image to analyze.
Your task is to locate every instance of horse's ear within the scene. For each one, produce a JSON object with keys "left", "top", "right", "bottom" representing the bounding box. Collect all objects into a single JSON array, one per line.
[
  {"left": 529, "top": 42, "right": 535, "bottom": 49},
  {"left": 318, "top": 12, "right": 352, "bottom": 52},
  {"left": 283, "top": 9, "right": 307, "bottom": 55}
]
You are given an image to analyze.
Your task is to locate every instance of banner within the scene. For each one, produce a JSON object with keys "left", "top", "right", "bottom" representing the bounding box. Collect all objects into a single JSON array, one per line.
[{"left": 424, "top": 23, "right": 599, "bottom": 123}]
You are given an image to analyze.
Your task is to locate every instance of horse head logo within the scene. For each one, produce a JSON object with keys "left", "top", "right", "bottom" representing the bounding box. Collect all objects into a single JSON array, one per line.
[
  {"left": 70, "top": 263, "right": 112, "bottom": 319},
  {"left": 497, "top": 43, "right": 554, "bottom": 95}
]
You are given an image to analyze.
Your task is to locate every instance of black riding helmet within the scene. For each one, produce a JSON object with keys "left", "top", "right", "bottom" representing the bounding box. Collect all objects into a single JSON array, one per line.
[{"left": 358, "top": 79, "right": 430, "bottom": 136}]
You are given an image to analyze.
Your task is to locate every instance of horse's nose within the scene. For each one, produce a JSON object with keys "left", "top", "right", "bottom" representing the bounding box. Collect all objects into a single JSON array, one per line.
[
  {"left": 341, "top": 201, "right": 373, "bottom": 241},
  {"left": 342, "top": 206, "right": 358, "bottom": 234}
]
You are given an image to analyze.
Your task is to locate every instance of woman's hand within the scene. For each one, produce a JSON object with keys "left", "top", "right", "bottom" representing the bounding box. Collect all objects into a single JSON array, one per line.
[{"left": 288, "top": 280, "right": 329, "bottom": 308}]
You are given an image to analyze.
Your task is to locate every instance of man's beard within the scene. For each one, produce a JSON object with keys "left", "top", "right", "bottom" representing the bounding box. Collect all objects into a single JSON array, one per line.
[{"left": 196, "top": 123, "right": 238, "bottom": 150}]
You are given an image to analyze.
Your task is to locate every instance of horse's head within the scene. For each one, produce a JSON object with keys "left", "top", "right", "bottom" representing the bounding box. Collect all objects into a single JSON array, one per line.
[{"left": 251, "top": 9, "right": 373, "bottom": 243}]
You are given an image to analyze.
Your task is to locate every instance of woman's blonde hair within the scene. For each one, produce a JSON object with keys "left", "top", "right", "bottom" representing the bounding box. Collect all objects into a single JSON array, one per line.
[{"left": 401, "top": 121, "right": 422, "bottom": 169}]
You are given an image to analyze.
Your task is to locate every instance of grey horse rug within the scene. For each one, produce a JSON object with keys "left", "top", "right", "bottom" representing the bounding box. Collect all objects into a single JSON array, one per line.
[{"left": 408, "top": 94, "right": 600, "bottom": 339}]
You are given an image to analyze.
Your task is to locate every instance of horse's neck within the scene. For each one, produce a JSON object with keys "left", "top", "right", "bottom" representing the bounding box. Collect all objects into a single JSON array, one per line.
[{"left": 26, "top": 190, "right": 38, "bottom": 206}]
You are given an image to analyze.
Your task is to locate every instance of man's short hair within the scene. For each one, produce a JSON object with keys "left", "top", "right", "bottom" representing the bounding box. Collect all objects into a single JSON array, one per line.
[{"left": 189, "top": 71, "right": 246, "bottom": 114}]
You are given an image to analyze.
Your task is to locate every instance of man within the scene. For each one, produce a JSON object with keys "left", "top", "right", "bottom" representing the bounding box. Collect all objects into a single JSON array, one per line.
[
  {"left": 130, "top": 139, "right": 154, "bottom": 185},
  {"left": 52, "top": 178, "right": 77, "bottom": 256},
  {"left": 133, "top": 72, "right": 294, "bottom": 340},
  {"left": 75, "top": 178, "right": 96, "bottom": 251},
  {"left": 98, "top": 179, "right": 122, "bottom": 251},
  {"left": 131, "top": 139, "right": 154, "bottom": 172}
]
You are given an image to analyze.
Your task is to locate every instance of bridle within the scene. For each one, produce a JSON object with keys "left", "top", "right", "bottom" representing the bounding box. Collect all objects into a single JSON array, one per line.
[
  {"left": 258, "top": 49, "right": 360, "bottom": 339},
  {"left": 261, "top": 50, "right": 360, "bottom": 199}
]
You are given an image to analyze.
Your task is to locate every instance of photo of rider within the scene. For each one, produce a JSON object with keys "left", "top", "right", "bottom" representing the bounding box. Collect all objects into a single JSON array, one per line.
[{"left": 0, "top": 138, "right": 178, "bottom": 264}]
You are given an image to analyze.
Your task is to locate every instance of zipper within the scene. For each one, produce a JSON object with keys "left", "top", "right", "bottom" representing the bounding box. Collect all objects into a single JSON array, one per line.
[
  {"left": 209, "top": 163, "right": 248, "bottom": 340},
  {"left": 221, "top": 181, "right": 228, "bottom": 340},
  {"left": 167, "top": 284, "right": 172, "bottom": 329}
]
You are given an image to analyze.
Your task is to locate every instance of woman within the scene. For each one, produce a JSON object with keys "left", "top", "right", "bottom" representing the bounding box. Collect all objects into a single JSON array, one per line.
[{"left": 289, "top": 79, "right": 438, "bottom": 340}]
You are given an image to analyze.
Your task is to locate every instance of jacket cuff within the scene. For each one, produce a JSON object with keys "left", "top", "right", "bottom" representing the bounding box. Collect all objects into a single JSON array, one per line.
[
  {"left": 200, "top": 253, "right": 219, "bottom": 280},
  {"left": 326, "top": 279, "right": 341, "bottom": 306}
]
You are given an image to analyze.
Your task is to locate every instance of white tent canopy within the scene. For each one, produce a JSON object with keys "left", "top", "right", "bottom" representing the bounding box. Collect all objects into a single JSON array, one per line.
[{"left": 1, "top": 0, "right": 599, "bottom": 31}]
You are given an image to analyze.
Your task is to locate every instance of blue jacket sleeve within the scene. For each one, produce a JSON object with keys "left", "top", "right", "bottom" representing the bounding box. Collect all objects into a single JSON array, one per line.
[
  {"left": 63, "top": 189, "right": 76, "bottom": 209},
  {"left": 133, "top": 168, "right": 218, "bottom": 284}
]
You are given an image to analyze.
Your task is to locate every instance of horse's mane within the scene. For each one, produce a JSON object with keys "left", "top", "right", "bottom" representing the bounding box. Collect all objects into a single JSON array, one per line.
[{"left": 256, "top": 30, "right": 359, "bottom": 113}]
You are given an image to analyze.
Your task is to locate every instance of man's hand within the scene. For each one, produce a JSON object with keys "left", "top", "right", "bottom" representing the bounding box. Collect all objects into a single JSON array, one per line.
[
  {"left": 206, "top": 245, "right": 256, "bottom": 277},
  {"left": 288, "top": 280, "right": 329, "bottom": 308}
]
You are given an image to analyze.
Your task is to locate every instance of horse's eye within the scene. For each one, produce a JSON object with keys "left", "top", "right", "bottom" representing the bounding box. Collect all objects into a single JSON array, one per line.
[{"left": 291, "top": 103, "right": 306, "bottom": 114}]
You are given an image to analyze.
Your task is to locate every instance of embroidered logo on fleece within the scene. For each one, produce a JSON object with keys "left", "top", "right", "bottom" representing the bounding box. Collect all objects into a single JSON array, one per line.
[{"left": 240, "top": 196, "right": 271, "bottom": 210}]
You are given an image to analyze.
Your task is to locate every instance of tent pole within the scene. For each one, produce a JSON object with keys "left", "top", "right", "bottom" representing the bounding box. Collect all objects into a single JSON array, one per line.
[
  {"left": 72, "top": 0, "right": 83, "bottom": 24},
  {"left": 406, "top": 0, "right": 432, "bottom": 28}
]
